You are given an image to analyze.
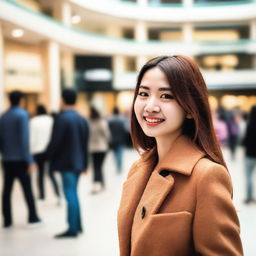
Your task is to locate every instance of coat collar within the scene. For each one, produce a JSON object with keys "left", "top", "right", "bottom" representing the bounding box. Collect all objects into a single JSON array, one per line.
[{"left": 155, "top": 135, "right": 206, "bottom": 176}]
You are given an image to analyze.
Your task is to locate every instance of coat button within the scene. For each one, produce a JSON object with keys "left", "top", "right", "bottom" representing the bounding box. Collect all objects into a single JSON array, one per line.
[{"left": 141, "top": 206, "right": 146, "bottom": 219}]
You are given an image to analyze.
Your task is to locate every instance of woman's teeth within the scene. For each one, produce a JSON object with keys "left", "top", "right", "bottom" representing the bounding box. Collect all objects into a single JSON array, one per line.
[{"left": 144, "top": 117, "right": 164, "bottom": 123}]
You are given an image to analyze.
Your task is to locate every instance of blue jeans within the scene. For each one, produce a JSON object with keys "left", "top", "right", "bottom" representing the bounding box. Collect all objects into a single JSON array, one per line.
[
  {"left": 60, "top": 172, "right": 82, "bottom": 233},
  {"left": 113, "top": 145, "right": 124, "bottom": 173},
  {"left": 245, "top": 157, "right": 256, "bottom": 201}
]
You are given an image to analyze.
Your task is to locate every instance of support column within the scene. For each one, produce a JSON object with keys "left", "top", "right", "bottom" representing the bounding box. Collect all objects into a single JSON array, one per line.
[
  {"left": 182, "top": 23, "right": 193, "bottom": 43},
  {"left": 250, "top": 20, "right": 256, "bottom": 69},
  {"left": 42, "top": 41, "right": 61, "bottom": 112},
  {"left": 138, "top": 0, "right": 148, "bottom": 7},
  {"left": 250, "top": 20, "right": 256, "bottom": 39},
  {"left": 53, "top": 1, "right": 74, "bottom": 88},
  {"left": 113, "top": 55, "right": 126, "bottom": 73},
  {"left": 0, "top": 23, "right": 4, "bottom": 113},
  {"left": 53, "top": 0, "right": 72, "bottom": 26},
  {"left": 61, "top": 1, "right": 72, "bottom": 26},
  {"left": 61, "top": 52, "right": 74, "bottom": 88},
  {"left": 135, "top": 21, "right": 147, "bottom": 71},
  {"left": 183, "top": 0, "right": 193, "bottom": 8},
  {"left": 113, "top": 55, "right": 126, "bottom": 90}
]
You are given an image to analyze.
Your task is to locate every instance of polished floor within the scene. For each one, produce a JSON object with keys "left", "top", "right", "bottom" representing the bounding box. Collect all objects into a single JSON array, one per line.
[{"left": 0, "top": 147, "right": 255, "bottom": 256}]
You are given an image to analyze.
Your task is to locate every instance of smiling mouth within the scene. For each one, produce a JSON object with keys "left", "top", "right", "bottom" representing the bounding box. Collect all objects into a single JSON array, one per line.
[{"left": 143, "top": 116, "right": 165, "bottom": 126}]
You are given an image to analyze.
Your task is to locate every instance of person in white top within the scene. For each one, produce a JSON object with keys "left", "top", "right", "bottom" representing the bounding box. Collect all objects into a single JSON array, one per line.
[
  {"left": 30, "top": 105, "right": 60, "bottom": 201},
  {"left": 89, "top": 106, "right": 110, "bottom": 194}
]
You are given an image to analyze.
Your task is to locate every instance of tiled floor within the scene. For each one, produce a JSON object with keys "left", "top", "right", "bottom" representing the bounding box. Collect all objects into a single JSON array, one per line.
[{"left": 0, "top": 147, "right": 255, "bottom": 256}]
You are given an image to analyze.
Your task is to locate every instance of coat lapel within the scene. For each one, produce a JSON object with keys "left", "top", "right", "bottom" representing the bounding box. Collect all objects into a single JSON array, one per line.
[{"left": 118, "top": 151, "right": 156, "bottom": 256}]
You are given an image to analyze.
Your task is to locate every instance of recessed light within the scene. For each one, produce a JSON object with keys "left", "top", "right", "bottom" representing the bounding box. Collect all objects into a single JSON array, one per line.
[
  {"left": 11, "top": 29, "right": 24, "bottom": 38},
  {"left": 71, "top": 15, "right": 81, "bottom": 24}
]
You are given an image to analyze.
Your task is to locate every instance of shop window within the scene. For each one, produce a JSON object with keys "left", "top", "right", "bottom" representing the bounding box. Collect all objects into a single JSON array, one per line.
[
  {"left": 196, "top": 54, "right": 253, "bottom": 70},
  {"left": 148, "top": 28, "right": 181, "bottom": 41},
  {"left": 75, "top": 55, "right": 113, "bottom": 92},
  {"left": 123, "top": 28, "right": 134, "bottom": 39},
  {"left": 194, "top": 25, "right": 249, "bottom": 41}
]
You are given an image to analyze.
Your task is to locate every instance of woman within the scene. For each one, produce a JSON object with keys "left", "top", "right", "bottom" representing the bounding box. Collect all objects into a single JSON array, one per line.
[
  {"left": 117, "top": 56, "right": 243, "bottom": 255},
  {"left": 243, "top": 105, "right": 256, "bottom": 204},
  {"left": 89, "top": 106, "right": 110, "bottom": 194}
]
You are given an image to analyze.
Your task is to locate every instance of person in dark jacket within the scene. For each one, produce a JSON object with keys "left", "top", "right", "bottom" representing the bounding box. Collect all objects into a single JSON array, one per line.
[
  {"left": 243, "top": 105, "right": 256, "bottom": 204},
  {"left": 47, "top": 89, "right": 89, "bottom": 238},
  {"left": 0, "top": 90, "right": 41, "bottom": 228},
  {"left": 108, "top": 107, "right": 127, "bottom": 173}
]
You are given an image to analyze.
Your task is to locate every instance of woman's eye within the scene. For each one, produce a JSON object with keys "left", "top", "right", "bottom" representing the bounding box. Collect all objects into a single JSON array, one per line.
[
  {"left": 138, "top": 91, "right": 148, "bottom": 97},
  {"left": 160, "top": 94, "right": 174, "bottom": 99}
]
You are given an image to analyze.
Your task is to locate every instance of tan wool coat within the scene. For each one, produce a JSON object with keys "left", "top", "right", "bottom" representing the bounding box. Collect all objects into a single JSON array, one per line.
[{"left": 118, "top": 135, "right": 243, "bottom": 256}]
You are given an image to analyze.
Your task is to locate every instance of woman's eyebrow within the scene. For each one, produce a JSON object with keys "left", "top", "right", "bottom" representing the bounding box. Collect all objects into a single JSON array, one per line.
[
  {"left": 159, "top": 87, "right": 172, "bottom": 91},
  {"left": 139, "top": 85, "right": 149, "bottom": 90}
]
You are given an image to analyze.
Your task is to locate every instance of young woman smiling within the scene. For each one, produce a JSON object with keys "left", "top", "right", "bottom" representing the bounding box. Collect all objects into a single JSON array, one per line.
[{"left": 117, "top": 55, "right": 243, "bottom": 256}]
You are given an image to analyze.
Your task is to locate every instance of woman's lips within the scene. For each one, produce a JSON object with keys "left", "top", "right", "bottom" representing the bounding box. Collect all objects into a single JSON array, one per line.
[{"left": 143, "top": 116, "right": 164, "bottom": 126}]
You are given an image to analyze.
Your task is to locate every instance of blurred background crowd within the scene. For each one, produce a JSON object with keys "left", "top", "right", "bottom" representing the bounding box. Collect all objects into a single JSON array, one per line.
[{"left": 0, "top": 0, "right": 256, "bottom": 255}]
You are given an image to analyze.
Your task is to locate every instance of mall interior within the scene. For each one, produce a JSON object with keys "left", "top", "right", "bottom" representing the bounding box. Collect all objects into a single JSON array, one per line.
[
  {"left": 0, "top": 0, "right": 256, "bottom": 255},
  {"left": 0, "top": 0, "right": 256, "bottom": 116}
]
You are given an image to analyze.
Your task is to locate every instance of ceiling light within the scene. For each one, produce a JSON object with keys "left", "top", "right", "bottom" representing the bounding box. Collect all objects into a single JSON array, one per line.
[
  {"left": 71, "top": 15, "right": 81, "bottom": 24},
  {"left": 11, "top": 29, "right": 24, "bottom": 38}
]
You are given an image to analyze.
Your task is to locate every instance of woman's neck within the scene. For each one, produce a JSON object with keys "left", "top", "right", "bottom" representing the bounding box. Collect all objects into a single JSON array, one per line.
[{"left": 156, "top": 132, "right": 182, "bottom": 163}]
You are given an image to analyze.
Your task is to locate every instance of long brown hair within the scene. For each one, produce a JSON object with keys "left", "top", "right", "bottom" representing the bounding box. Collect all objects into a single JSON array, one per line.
[{"left": 131, "top": 55, "right": 226, "bottom": 168}]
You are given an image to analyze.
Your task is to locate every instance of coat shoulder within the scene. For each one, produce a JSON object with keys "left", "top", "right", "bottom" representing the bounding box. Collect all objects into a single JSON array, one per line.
[
  {"left": 127, "top": 159, "right": 141, "bottom": 179},
  {"left": 194, "top": 158, "right": 228, "bottom": 177},
  {"left": 193, "top": 158, "right": 232, "bottom": 194}
]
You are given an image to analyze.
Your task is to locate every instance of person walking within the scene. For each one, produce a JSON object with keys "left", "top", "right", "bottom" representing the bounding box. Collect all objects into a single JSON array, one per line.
[
  {"left": 243, "top": 105, "right": 256, "bottom": 204},
  {"left": 89, "top": 106, "right": 110, "bottom": 194},
  {"left": 117, "top": 56, "right": 243, "bottom": 255},
  {"left": 108, "top": 107, "right": 127, "bottom": 173},
  {"left": 30, "top": 104, "right": 60, "bottom": 202},
  {"left": 226, "top": 110, "right": 239, "bottom": 160},
  {"left": 46, "top": 89, "right": 89, "bottom": 238},
  {"left": 0, "top": 90, "right": 41, "bottom": 228}
]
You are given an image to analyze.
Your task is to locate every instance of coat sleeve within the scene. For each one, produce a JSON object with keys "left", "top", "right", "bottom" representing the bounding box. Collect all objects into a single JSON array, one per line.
[
  {"left": 83, "top": 119, "right": 90, "bottom": 170},
  {"left": 193, "top": 164, "right": 243, "bottom": 256},
  {"left": 19, "top": 113, "right": 33, "bottom": 163}
]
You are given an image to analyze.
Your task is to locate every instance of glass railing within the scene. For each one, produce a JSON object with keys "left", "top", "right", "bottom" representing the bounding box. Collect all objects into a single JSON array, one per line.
[
  {"left": 197, "top": 39, "right": 254, "bottom": 45},
  {"left": 194, "top": 0, "right": 255, "bottom": 7},
  {"left": 57, "top": 0, "right": 256, "bottom": 8},
  {"left": 116, "top": 0, "right": 255, "bottom": 7}
]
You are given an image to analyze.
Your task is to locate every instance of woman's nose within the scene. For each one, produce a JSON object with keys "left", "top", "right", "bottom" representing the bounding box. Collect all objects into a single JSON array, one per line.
[{"left": 144, "top": 98, "right": 160, "bottom": 113}]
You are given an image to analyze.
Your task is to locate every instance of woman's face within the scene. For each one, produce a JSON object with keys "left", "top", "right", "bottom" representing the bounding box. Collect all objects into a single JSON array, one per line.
[{"left": 134, "top": 67, "right": 186, "bottom": 141}]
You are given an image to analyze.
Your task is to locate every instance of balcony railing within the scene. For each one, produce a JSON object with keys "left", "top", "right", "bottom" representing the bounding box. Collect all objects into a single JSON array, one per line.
[{"left": 1, "top": 0, "right": 256, "bottom": 56}]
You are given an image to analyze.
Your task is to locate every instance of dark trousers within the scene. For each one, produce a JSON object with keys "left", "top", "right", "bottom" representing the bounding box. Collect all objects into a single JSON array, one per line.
[
  {"left": 60, "top": 171, "right": 82, "bottom": 233},
  {"left": 228, "top": 135, "right": 238, "bottom": 159},
  {"left": 34, "top": 153, "right": 60, "bottom": 199},
  {"left": 91, "top": 152, "right": 106, "bottom": 186},
  {"left": 1, "top": 161, "right": 39, "bottom": 226}
]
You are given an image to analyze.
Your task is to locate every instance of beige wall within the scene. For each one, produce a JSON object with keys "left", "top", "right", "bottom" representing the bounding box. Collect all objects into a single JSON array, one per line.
[{"left": 3, "top": 40, "right": 58, "bottom": 113}]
